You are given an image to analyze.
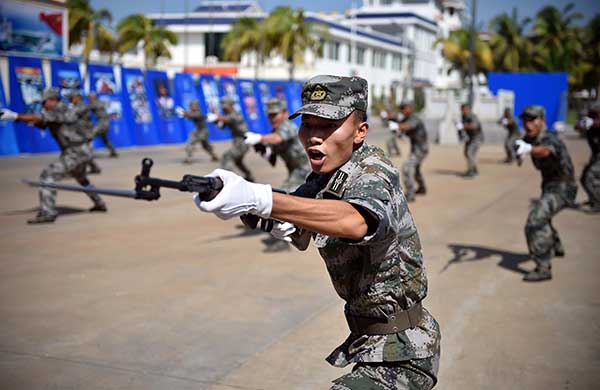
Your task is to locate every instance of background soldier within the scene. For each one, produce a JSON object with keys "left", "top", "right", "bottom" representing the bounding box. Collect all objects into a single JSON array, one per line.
[
  {"left": 391, "top": 101, "right": 428, "bottom": 202},
  {"left": 69, "top": 91, "right": 102, "bottom": 175},
  {"left": 88, "top": 92, "right": 118, "bottom": 158},
  {"left": 579, "top": 103, "right": 600, "bottom": 212},
  {"left": 216, "top": 96, "right": 254, "bottom": 182},
  {"left": 178, "top": 100, "right": 219, "bottom": 164},
  {"left": 0, "top": 88, "right": 107, "bottom": 224},
  {"left": 244, "top": 97, "right": 311, "bottom": 252},
  {"left": 498, "top": 107, "right": 520, "bottom": 164},
  {"left": 514, "top": 105, "right": 577, "bottom": 282},
  {"left": 457, "top": 103, "right": 484, "bottom": 177},
  {"left": 382, "top": 106, "right": 401, "bottom": 157},
  {"left": 194, "top": 75, "right": 440, "bottom": 389}
]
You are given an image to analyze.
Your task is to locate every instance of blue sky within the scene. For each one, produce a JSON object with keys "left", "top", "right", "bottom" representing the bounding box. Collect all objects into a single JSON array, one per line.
[{"left": 91, "top": 0, "right": 600, "bottom": 29}]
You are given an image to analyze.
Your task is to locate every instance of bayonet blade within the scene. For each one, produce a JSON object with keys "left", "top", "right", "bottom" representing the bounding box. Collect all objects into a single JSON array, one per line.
[{"left": 23, "top": 180, "right": 138, "bottom": 199}]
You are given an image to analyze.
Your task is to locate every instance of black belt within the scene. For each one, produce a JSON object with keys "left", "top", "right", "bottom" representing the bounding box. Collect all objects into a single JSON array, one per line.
[{"left": 345, "top": 303, "right": 423, "bottom": 336}]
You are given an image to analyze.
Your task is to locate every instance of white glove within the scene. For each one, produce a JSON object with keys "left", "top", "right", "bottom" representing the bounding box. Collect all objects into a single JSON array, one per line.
[
  {"left": 388, "top": 121, "right": 399, "bottom": 133},
  {"left": 515, "top": 140, "right": 532, "bottom": 156},
  {"left": 455, "top": 121, "right": 464, "bottom": 131},
  {"left": 0, "top": 108, "right": 18, "bottom": 121},
  {"left": 380, "top": 110, "right": 388, "bottom": 120},
  {"left": 501, "top": 118, "right": 509, "bottom": 126},
  {"left": 206, "top": 113, "right": 218, "bottom": 123},
  {"left": 193, "top": 169, "right": 272, "bottom": 220},
  {"left": 244, "top": 131, "right": 263, "bottom": 145},
  {"left": 175, "top": 106, "right": 185, "bottom": 117},
  {"left": 270, "top": 221, "right": 296, "bottom": 243},
  {"left": 580, "top": 117, "right": 593, "bottom": 130}
]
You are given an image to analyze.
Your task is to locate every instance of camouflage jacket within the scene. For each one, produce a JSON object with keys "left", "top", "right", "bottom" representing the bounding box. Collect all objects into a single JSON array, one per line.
[
  {"left": 293, "top": 142, "right": 440, "bottom": 367},
  {"left": 462, "top": 112, "right": 483, "bottom": 140},
  {"left": 526, "top": 129, "right": 577, "bottom": 192},
  {"left": 71, "top": 101, "right": 94, "bottom": 139},
  {"left": 401, "top": 114, "right": 428, "bottom": 152},
  {"left": 503, "top": 116, "right": 519, "bottom": 136},
  {"left": 89, "top": 100, "right": 110, "bottom": 125},
  {"left": 38, "top": 102, "right": 90, "bottom": 150},
  {"left": 272, "top": 120, "right": 310, "bottom": 173},
  {"left": 187, "top": 109, "right": 208, "bottom": 132},
  {"left": 586, "top": 125, "right": 600, "bottom": 159},
  {"left": 221, "top": 111, "right": 248, "bottom": 139}
]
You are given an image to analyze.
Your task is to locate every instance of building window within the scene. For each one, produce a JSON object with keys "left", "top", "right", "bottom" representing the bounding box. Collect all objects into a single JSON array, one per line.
[
  {"left": 392, "top": 54, "right": 403, "bottom": 71},
  {"left": 204, "top": 32, "right": 225, "bottom": 59},
  {"left": 372, "top": 50, "right": 387, "bottom": 68},
  {"left": 357, "top": 46, "right": 365, "bottom": 65},
  {"left": 326, "top": 41, "right": 340, "bottom": 61},
  {"left": 347, "top": 44, "right": 352, "bottom": 63}
]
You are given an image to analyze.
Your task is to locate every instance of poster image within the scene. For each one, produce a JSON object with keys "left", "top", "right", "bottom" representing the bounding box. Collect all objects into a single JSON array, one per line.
[
  {"left": 93, "top": 71, "right": 117, "bottom": 94},
  {"left": 222, "top": 80, "right": 241, "bottom": 112},
  {"left": 100, "top": 95, "right": 122, "bottom": 120},
  {"left": 240, "top": 81, "right": 259, "bottom": 120},
  {"left": 57, "top": 69, "right": 81, "bottom": 98},
  {"left": 200, "top": 78, "right": 220, "bottom": 115},
  {"left": 125, "top": 75, "right": 151, "bottom": 124},
  {"left": 16, "top": 66, "right": 43, "bottom": 113},
  {"left": 153, "top": 79, "right": 175, "bottom": 119}
]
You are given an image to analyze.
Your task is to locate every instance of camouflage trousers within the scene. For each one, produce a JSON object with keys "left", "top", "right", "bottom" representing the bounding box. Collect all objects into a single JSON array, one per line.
[
  {"left": 39, "top": 145, "right": 105, "bottom": 217},
  {"left": 281, "top": 167, "right": 311, "bottom": 193},
  {"left": 402, "top": 148, "right": 428, "bottom": 199},
  {"left": 185, "top": 129, "right": 217, "bottom": 159},
  {"left": 386, "top": 134, "right": 401, "bottom": 157},
  {"left": 464, "top": 137, "right": 483, "bottom": 174},
  {"left": 581, "top": 157, "right": 600, "bottom": 206},
  {"left": 504, "top": 133, "right": 520, "bottom": 162},
  {"left": 331, "top": 356, "right": 438, "bottom": 390},
  {"left": 525, "top": 186, "right": 577, "bottom": 268},
  {"left": 221, "top": 138, "right": 253, "bottom": 180},
  {"left": 94, "top": 122, "right": 117, "bottom": 156}
]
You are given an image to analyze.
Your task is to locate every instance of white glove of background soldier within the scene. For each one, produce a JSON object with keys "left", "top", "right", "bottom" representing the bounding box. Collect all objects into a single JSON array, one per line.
[
  {"left": 514, "top": 140, "right": 532, "bottom": 156},
  {"left": 206, "top": 113, "right": 218, "bottom": 123},
  {"left": 388, "top": 121, "right": 399, "bottom": 133},
  {"left": 455, "top": 121, "right": 464, "bottom": 130},
  {"left": 194, "top": 169, "right": 272, "bottom": 220},
  {"left": 270, "top": 221, "right": 296, "bottom": 243},
  {"left": 0, "top": 108, "right": 18, "bottom": 121},
  {"left": 244, "top": 132, "right": 263, "bottom": 146},
  {"left": 175, "top": 106, "right": 185, "bottom": 117}
]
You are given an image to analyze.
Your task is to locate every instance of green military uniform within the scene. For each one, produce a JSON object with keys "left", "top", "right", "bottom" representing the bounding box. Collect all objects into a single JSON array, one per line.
[
  {"left": 32, "top": 89, "right": 106, "bottom": 223},
  {"left": 384, "top": 111, "right": 401, "bottom": 158},
  {"left": 70, "top": 94, "right": 102, "bottom": 174},
  {"left": 184, "top": 103, "right": 218, "bottom": 162},
  {"left": 89, "top": 96, "right": 118, "bottom": 157},
  {"left": 400, "top": 112, "right": 428, "bottom": 201},
  {"left": 521, "top": 106, "right": 577, "bottom": 281},
  {"left": 581, "top": 105, "right": 600, "bottom": 210},
  {"left": 500, "top": 111, "right": 520, "bottom": 163},
  {"left": 289, "top": 75, "right": 441, "bottom": 389},
  {"left": 462, "top": 112, "right": 483, "bottom": 176},
  {"left": 219, "top": 99, "right": 254, "bottom": 181}
]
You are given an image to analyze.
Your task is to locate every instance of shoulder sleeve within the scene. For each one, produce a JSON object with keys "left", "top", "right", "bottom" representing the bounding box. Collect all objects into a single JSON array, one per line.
[
  {"left": 540, "top": 134, "right": 559, "bottom": 156},
  {"left": 276, "top": 121, "right": 298, "bottom": 142},
  {"left": 41, "top": 106, "right": 66, "bottom": 125},
  {"left": 404, "top": 117, "right": 419, "bottom": 132}
]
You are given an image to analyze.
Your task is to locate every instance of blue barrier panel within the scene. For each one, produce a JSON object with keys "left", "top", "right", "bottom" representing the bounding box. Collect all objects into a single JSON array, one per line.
[
  {"left": 219, "top": 76, "right": 246, "bottom": 137},
  {"left": 0, "top": 72, "right": 19, "bottom": 155},
  {"left": 8, "top": 56, "right": 58, "bottom": 153},
  {"left": 50, "top": 60, "right": 83, "bottom": 100},
  {"left": 267, "top": 80, "right": 302, "bottom": 126},
  {"left": 256, "top": 80, "right": 274, "bottom": 131},
  {"left": 487, "top": 72, "right": 568, "bottom": 129},
  {"left": 88, "top": 63, "right": 134, "bottom": 148},
  {"left": 174, "top": 72, "right": 199, "bottom": 139},
  {"left": 197, "top": 74, "right": 228, "bottom": 141},
  {"left": 120, "top": 67, "right": 159, "bottom": 145},
  {"left": 237, "top": 79, "right": 268, "bottom": 134},
  {"left": 145, "top": 70, "right": 185, "bottom": 143}
]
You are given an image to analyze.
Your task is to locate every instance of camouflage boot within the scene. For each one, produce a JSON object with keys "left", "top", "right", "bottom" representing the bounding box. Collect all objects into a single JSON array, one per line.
[{"left": 523, "top": 266, "right": 552, "bottom": 282}]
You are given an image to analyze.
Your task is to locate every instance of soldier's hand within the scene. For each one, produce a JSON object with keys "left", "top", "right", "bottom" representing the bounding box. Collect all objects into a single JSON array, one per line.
[
  {"left": 455, "top": 121, "right": 464, "bottom": 131},
  {"left": 175, "top": 107, "right": 185, "bottom": 117},
  {"left": 514, "top": 140, "right": 532, "bottom": 156},
  {"left": 270, "top": 221, "right": 296, "bottom": 243},
  {"left": 0, "top": 108, "right": 18, "bottom": 121},
  {"left": 388, "top": 121, "right": 399, "bottom": 133},
  {"left": 193, "top": 169, "right": 272, "bottom": 220},
  {"left": 244, "top": 132, "right": 262, "bottom": 146},
  {"left": 206, "top": 113, "right": 218, "bottom": 123}
]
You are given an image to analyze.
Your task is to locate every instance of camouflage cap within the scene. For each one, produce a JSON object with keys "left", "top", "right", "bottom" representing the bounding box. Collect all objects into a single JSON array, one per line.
[
  {"left": 266, "top": 97, "right": 287, "bottom": 114},
  {"left": 41, "top": 87, "right": 60, "bottom": 102},
  {"left": 220, "top": 96, "right": 234, "bottom": 106},
  {"left": 519, "top": 105, "right": 545, "bottom": 119},
  {"left": 88, "top": 91, "right": 97, "bottom": 98},
  {"left": 399, "top": 100, "right": 414, "bottom": 109},
  {"left": 289, "top": 75, "right": 368, "bottom": 120},
  {"left": 68, "top": 90, "right": 82, "bottom": 99}
]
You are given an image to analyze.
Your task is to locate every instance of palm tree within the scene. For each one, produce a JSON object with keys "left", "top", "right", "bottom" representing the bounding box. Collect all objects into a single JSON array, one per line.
[
  {"left": 488, "top": 8, "right": 533, "bottom": 71},
  {"left": 263, "top": 7, "right": 325, "bottom": 80},
  {"left": 221, "top": 17, "right": 265, "bottom": 78},
  {"left": 436, "top": 29, "right": 493, "bottom": 82},
  {"left": 67, "top": 0, "right": 113, "bottom": 69},
  {"left": 117, "top": 14, "right": 178, "bottom": 68},
  {"left": 581, "top": 14, "right": 600, "bottom": 99}
]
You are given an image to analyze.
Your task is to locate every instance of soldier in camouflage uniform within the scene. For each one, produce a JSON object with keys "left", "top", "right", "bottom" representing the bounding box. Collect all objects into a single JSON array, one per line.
[
  {"left": 382, "top": 107, "right": 401, "bottom": 158},
  {"left": 194, "top": 75, "right": 441, "bottom": 389},
  {"left": 579, "top": 103, "right": 600, "bottom": 212},
  {"left": 389, "top": 101, "right": 428, "bottom": 202},
  {"left": 216, "top": 96, "right": 254, "bottom": 182},
  {"left": 69, "top": 92, "right": 102, "bottom": 175},
  {"left": 498, "top": 107, "right": 520, "bottom": 164},
  {"left": 0, "top": 88, "right": 107, "bottom": 224},
  {"left": 458, "top": 103, "right": 483, "bottom": 177},
  {"left": 88, "top": 92, "right": 118, "bottom": 158},
  {"left": 514, "top": 105, "right": 577, "bottom": 282},
  {"left": 181, "top": 100, "right": 219, "bottom": 164}
]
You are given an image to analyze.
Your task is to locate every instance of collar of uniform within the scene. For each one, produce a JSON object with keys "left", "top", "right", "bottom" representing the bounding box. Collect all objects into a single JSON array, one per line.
[{"left": 321, "top": 142, "right": 368, "bottom": 199}]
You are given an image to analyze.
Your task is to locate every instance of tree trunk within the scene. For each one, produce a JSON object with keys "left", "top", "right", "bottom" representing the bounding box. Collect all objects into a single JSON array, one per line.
[{"left": 288, "top": 62, "right": 295, "bottom": 81}]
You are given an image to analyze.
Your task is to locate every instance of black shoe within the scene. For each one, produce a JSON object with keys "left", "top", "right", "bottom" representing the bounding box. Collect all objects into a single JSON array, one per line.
[
  {"left": 109, "top": 152, "right": 118, "bottom": 158},
  {"left": 211, "top": 155, "right": 219, "bottom": 162},
  {"left": 415, "top": 187, "right": 427, "bottom": 195},
  {"left": 88, "top": 167, "right": 102, "bottom": 175},
  {"left": 464, "top": 171, "right": 476, "bottom": 178},
  {"left": 183, "top": 158, "right": 193, "bottom": 164},
  {"left": 523, "top": 267, "right": 552, "bottom": 282},
  {"left": 553, "top": 245, "right": 565, "bottom": 257},
  {"left": 89, "top": 203, "right": 108, "bottom": 212},
  {"left": 27, "top": 213, "right": 57, "bottom": 224}
]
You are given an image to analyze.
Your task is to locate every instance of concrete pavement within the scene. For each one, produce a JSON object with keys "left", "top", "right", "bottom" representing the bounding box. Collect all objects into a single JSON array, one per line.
[{"left": 0, "top": 128, "right": 598, "bottom": 389}]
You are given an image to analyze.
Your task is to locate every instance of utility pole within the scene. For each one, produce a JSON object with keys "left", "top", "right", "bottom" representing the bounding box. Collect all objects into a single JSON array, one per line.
[{"left": 467, "top": 0, "right": 477, "bottom": 106}]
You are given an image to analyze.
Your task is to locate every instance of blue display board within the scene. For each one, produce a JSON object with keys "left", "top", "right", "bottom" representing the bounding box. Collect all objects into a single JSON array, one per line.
[
  {"left": 268, "top": 80, "right": 302, "bottom": 126},
  {"left": 237, "top": 79, "right": 268, "bottom": 134},
  {"left": 145, "top": 70, "right": 185, "bottom": 143},
  {"left": 88, "top": 63, "right": 134, "bottom": 148},
  {"left": 198, "top": 74, "right": 228, "bottom": 141},
  {"left": 488, "top": 72, "right": 568, "bottom": 129},
  {"left": 0, "top": 72, "right": 19, "bottom": 155},
  {"left": 120, "top": 67, "right": 159, "bottom": 145},
  {"left": 50, "top": 60, "right": 83, "bottom": 100},
  {"left": 256, "top": 80, "right": 274, "bottom": 131},
  {"left": 8, "top": 56, "right": 58, "bottom": 153},
  {"left": 173, "top": 73, "right": 198, "bottom": 139}
]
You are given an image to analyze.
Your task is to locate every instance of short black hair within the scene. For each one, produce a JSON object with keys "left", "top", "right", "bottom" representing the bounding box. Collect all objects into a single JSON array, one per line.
[{"left": 353, "top": 110, "right": 367, "bottom": 123}]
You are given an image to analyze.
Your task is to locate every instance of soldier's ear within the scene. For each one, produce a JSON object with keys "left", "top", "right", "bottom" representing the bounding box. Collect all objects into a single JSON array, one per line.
[{"left": 354, "top": 120, "right": 369, "bottom": 145}]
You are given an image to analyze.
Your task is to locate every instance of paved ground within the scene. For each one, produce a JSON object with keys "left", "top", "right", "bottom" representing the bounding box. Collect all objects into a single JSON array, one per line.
[{"left": 0, "top": 127, "right": 598, "bottom": 390}]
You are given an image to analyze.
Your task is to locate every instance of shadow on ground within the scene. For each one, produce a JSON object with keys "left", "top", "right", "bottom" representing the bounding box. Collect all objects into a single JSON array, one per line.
[
  {"left": 2, "top": 206, "right": 87, "bottom": 217},
  {"left": 432, "top": 168, "right": 467, "bottom": 177},
  {"left": 441, "top": 243, "right": 531, "bottom": 275}
]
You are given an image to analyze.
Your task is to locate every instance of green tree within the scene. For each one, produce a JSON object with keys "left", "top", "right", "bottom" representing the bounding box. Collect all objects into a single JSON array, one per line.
[
  {"left": 67, "top": 0, "right": 114, "bottom": 66},
  {"left": 116, "top": 14, "right": 178, "bottom": 68},
  {"left": 436, "top": 29, "right": 493, "bottom": 82},
  {"left": 488, "top": 8, "right": 533, "bottom": 71},
  {"left": 221, "top": 17, "right": 265, "bottom": 78},
  {"left": 581, "top": 14, "right": 600, "bottom": 99}
]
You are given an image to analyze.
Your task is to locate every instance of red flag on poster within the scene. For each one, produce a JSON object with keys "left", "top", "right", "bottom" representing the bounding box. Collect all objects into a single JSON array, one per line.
[{"left": 39, "top": 12, "right": 63, "bottom": 36}]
